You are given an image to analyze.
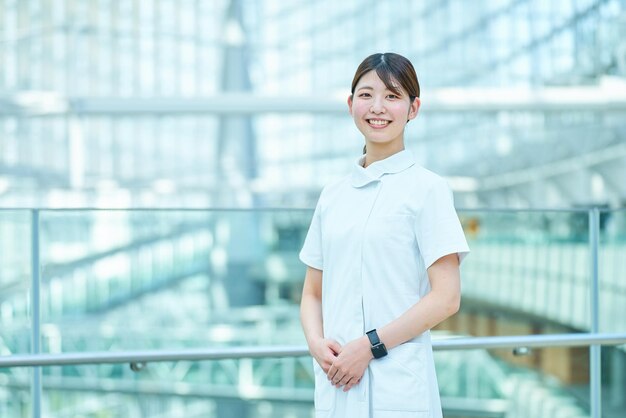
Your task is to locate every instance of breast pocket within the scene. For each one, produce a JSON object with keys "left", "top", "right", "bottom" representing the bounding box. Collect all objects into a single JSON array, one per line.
[{"left": 370, "top": 343, "right": 431, "bottom": 415}]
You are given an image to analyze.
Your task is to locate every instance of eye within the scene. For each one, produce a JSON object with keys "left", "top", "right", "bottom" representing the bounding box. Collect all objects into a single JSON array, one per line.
[
  {"left": 358, "top": 93, "right": 371, "bottom": 98},
  {"left": 386, "top": 94, "right": 399, "bottom": 99}
]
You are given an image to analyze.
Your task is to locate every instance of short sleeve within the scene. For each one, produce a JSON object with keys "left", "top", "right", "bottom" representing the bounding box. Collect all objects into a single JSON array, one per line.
[
  {"left": 414, "top": 179, "right": 470, "bottom": 269},
  {"left": 299, "top": 199, "right": 323, "bottom": 270}
]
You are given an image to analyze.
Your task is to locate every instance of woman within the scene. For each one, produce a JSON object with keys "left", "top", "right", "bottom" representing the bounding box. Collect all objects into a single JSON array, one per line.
[{"left": 299, "top": 52, "right": 470, "bottom": 418}]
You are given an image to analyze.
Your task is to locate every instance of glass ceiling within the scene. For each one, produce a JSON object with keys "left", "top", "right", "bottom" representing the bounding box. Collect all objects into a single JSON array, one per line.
[{"left": 0, "top": 0, "right": 625, "bottom": 209}]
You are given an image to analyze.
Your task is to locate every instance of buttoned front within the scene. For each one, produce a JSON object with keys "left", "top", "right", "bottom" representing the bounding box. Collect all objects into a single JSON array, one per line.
[{"left": 300, "top": 150, "right": 469, "bottom": 418}]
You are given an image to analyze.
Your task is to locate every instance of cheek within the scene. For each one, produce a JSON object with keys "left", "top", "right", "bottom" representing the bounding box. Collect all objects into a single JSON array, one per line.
[
  {"left": 392, "top": 107, "right": 412, "bottom": 122},
  {"left": 352, "top": 102, "right": 370, "bottom": 117}
]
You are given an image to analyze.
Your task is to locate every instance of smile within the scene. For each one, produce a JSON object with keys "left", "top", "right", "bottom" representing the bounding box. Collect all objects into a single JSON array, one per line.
[{"left": 367, "top": 119, "right": 390, "bottom": 128}]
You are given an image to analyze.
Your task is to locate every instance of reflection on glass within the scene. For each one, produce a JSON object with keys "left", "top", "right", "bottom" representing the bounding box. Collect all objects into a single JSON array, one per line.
[
  {"left": 0, "top": 210, "right": 32, "bottom": 354},
  {"left": 454, "top": 210, "right": 591, "bottom": 330},
  {"left": 1, "top": 208, "right": 624, "bottom": 417}
]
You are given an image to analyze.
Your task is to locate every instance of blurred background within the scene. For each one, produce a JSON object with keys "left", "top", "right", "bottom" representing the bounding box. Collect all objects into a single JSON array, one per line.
[
  {"left": 1, "top": 0, "right": 625, "bottom": 209},
  {"left": 1, "top": 1, "right": 625, "bottom": 417}
]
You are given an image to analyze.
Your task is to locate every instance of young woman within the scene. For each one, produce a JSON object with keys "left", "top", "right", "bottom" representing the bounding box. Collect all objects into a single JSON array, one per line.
[{"left": 299, "top": 52, "right": 470, "bottom": 418}]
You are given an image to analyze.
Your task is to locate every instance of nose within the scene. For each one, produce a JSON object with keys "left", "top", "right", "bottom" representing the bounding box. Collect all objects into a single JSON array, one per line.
[{"left": 370, "top": 96, "right": 386, "bottom": 114}]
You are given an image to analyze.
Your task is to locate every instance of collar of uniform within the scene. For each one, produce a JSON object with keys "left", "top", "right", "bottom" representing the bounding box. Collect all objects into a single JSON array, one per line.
[{"left": 351, "top": 149, "right": 415, "bottom": 188}]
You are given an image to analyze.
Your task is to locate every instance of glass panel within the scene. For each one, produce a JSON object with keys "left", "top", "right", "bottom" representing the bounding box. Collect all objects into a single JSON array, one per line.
[
  {"left": 0, "top": 209, "right": 32, "bottom": 354},
  {"left": 600, "top": 208, "right": 626, "bottom": 418},
  {"left": 437, "top": 347, "right": 592, "bottom": 418},
  {"left": 599, "top": 208, "right": 626, "bottom": 334},
  {"left": 0, "top": 209, "right": 32, "bottom": 418},
  {"left": 437, "top": 210, "right": 591, "bottom": 335},
  {"left": 0, "top": 386, "right": 30, "bottom": 418},
  {"left": 1, "top": 207, "right": 624, "bottom": 416},
  {"left": 41, "top": 359, "right": 314, "bottom": 417},
  {"left": 39, "top": 209, "right": 312, "bottom": 354},
  {"left": 38, "top": 208, "right": 316, "bottom": 416}
]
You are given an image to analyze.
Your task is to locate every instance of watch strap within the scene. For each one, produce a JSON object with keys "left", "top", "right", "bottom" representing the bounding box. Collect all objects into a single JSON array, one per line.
[{"left": 366, "top": 329, "right": 381, "bottom": 346}]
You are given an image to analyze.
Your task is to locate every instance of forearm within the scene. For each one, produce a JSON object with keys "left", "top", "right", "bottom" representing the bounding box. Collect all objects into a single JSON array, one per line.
[
  {"left": 301, "top": 274, "right": 343, "bottom": 372},
  {"left": 300, "top": 293, "right": 324, "bottom": 347},
  {"left": 377, "top": 289, "right": 459, "bottom": 350}
]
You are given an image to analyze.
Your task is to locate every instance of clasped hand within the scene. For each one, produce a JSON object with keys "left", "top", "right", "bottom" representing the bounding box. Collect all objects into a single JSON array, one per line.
[{"left": 312, "top": 336, "right": 373, "bottom": 393}]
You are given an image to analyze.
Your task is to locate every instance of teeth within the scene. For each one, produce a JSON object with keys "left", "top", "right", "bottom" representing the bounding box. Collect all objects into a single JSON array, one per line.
[{"left": 369, "top": 119, "right": 389, "bottom": 126}]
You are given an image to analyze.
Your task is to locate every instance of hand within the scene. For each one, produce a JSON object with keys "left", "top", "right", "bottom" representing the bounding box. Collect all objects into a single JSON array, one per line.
[
  {"left": 326, "top": 336, "right": 373, "bottom": 392},
  {"left": 309, "top": 337, "right": 342, "bottom": 373}
]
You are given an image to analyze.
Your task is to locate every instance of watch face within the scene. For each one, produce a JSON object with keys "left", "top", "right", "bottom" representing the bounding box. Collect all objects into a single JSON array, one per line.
[{"left": 372, "top": 343, "right": 388, "bottom": 359}]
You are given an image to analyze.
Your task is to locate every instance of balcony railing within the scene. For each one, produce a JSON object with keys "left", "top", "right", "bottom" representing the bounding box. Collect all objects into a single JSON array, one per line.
[{"left": 0, "top": 206, "right": 624, "bottom": 418}]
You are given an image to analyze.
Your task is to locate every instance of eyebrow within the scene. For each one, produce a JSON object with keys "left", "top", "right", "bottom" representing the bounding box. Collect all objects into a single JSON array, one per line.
[{"left": 356, "top": 85, "right": 402, "bottom": 94}]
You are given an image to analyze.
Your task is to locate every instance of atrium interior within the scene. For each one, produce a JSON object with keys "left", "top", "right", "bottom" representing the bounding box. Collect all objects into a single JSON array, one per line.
[{"left": 1, "top": 1, "right": 625, "bottom": 417}]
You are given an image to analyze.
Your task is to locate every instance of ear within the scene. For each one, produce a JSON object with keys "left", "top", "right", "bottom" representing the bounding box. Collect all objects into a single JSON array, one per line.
[
  {"left": 407, "top": 97, "right": 421, "bottom": 120},
  {"left": 347, "top": 94, "right": 353, "bottom": 114}
]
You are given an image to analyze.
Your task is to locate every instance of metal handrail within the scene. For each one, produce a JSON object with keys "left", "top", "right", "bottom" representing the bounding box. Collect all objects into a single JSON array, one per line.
[
  {"left": 0, "top": 206, "right": 608, "bottom": 212},
  {"left": 1, "top": 332, "right": 624, "bottom": 369}
]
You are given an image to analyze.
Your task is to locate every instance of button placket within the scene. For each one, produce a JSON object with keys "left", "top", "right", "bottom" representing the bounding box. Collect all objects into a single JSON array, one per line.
[{"left": 356, "top": 180, "right": 383, "bottom": 402}]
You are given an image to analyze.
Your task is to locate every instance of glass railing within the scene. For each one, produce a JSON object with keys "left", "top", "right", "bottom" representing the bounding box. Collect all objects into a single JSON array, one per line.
[{"left": 0, "top": 207, "right": 625, "bottom": 418}]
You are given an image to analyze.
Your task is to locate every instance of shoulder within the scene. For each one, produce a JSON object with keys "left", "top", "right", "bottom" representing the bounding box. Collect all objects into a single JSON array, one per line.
[
  {"left": 404, "top": 164, "right": 451, "bottom": 195},
  {"left": 318, "top": 174, "right": 351, "bottom": 203}
]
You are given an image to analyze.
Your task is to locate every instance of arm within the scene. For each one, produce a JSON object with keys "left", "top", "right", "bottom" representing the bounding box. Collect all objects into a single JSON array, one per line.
[
  {"left": 327, "top": 253, "right": 461, "bottom": 390},
  {"left": 300, "top": 266, "right": 342, "bottom": 373},
  {"left": 377, "top": 252, "right": 461, "bottom": 349}
]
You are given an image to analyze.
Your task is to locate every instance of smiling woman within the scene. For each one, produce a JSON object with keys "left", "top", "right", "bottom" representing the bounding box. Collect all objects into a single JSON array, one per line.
[
  {"left": 299, "top": 53, "right": 470, "bottom": 418},
  {"left": 347, "top": 53, "right": 421, "bottom": 160}
]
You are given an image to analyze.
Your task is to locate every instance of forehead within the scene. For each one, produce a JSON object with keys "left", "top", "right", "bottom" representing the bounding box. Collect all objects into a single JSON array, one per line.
[{"left": 355, "top": 70, "right": 402, "bottom": 92}]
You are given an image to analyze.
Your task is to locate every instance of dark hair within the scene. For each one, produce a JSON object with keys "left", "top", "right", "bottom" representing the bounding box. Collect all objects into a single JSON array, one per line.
[
  {"left": 351, "top": 52, "right": 420, "bottom": 102},
  {"left": 351, "top": 53, "right": 420, "bottom": 154}
]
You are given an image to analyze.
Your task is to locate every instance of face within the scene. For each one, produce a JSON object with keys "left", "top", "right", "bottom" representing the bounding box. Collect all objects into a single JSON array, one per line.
[{"left": 348, "top": 70, "right": 420, "bottom": 151}]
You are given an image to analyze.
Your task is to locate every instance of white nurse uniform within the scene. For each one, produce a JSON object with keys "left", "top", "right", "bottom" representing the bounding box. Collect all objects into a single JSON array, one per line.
[{"left": 299, "top": 149, "right": 470, "bottom": 418}]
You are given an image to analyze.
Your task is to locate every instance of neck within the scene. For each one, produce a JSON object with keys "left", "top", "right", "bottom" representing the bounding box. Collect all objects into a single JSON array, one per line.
[{"left": 362, "top": 141, "right": 405, "bottom": 168}]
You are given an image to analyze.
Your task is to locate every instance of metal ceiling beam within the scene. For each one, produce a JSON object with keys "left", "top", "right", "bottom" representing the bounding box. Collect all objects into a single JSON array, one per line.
[
  {"left": 477, "top": 141, "right": 626, "bottom": 191},
  {"left": 2, "top": 85, "right": 626, "bottom": 116}
]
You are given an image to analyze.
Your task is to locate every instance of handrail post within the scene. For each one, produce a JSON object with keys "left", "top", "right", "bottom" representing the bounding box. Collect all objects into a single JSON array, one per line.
[
  {"left": 31, "top": 209, "right": 41, "bottom": 418},
  {"left": 589, "top": 207, "right": 601, "bottom": 418}
]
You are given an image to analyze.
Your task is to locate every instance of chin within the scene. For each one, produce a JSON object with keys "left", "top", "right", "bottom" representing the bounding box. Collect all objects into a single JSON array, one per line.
[{"left": 366, "top": 136, "right": 398, "bottom": 145}]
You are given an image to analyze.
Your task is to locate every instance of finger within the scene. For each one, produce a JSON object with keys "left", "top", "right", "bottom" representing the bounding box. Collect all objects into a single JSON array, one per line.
[
  {"left": 326, "top": 354, "right": 340, "bottom": 367},
  {"left": 345, "top": 376, "right": 361, "bottom": 391},
  {"left": 337, "top": 375, "right": 351, "bottom": 388},
  {"left": 326, "top": 366, "right": 337, "bottom": 382},
  {"left": 343, "top": 377, "right": 357, "bottom": 392},
  {"left": 332, "top": 370, "right": 346, "bottom": 386},
  {"left": 331, "top": 371, "right": 342, "bottom": 384},
  {"left": 327, "top": 340, "right": 342, "bottom": 355}
]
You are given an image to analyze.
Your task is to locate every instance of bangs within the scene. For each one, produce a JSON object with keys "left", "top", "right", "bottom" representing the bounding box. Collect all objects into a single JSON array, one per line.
[
  {"left": 375, "top": 66, "right": 403, "bottom": 96},
  {"left": 351, "top": 52, "right": 419, "bottom": 98}
]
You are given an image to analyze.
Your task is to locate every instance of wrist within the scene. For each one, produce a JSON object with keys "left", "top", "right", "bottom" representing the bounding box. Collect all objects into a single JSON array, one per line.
[
  {"left": 306, "top": 334, "right": 324, "bottom": 350},
  {"left": 366, "top": 329, "right": 388, "bottom": 359},
  {"left": 360, "top": 335, "right": 374, "bottom": 359}
]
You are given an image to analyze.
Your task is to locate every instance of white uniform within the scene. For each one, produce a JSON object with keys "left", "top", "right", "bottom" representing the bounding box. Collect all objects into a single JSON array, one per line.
[{"left": 299, "top": 150, "right": 470, "bottom": 418}]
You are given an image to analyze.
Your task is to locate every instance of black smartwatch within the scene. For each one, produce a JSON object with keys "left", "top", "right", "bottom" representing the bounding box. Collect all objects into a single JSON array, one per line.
[{"left": 366, "top": 329, "right": 388, "bottom": 359}]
